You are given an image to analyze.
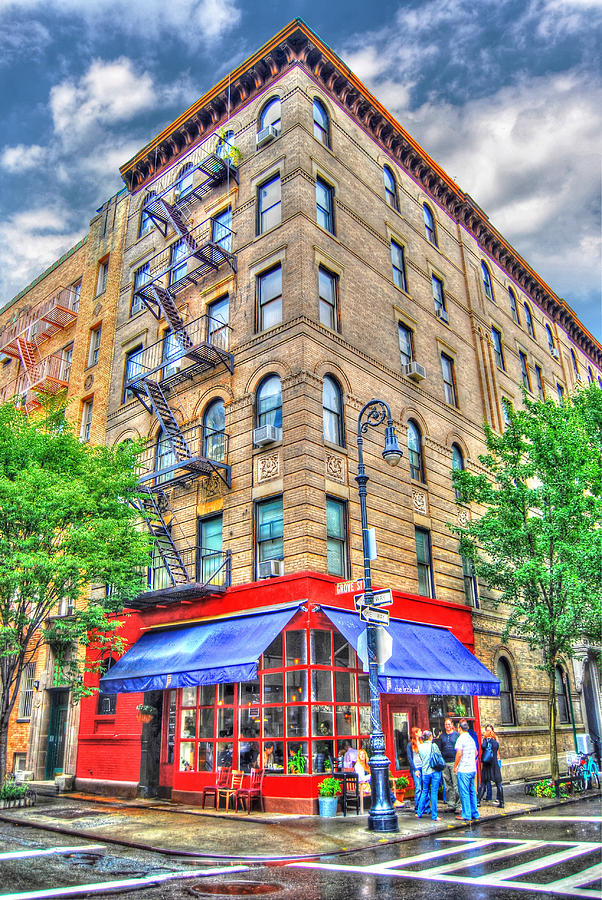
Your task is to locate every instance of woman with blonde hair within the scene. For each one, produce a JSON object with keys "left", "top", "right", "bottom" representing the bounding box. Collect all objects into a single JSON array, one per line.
[
  {"left": 354, "top": 748, "right": 403, "bottom": 807},
  {"left": 406, "top": 726, "right": 424, "bottom": 813}
]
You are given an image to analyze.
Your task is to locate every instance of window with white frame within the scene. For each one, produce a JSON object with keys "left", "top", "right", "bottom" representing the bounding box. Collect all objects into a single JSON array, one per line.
[
  {"left": 257, "top": 264, "right": 282, "bottom": 331},
  {"left": 87, "top": 325, "right": 101, "bottom": 367},
  {"left": 80, "top": 398, "right": 93, "bottom": 442},
  {"left": 391, "top": 240, "right": 407, "bottom": 292},
  {"left": 318, "top": 266, "right": 338, "bottom": 330},
  {"left": 17, "top": 662, "right": 36, "bottom": 719}
]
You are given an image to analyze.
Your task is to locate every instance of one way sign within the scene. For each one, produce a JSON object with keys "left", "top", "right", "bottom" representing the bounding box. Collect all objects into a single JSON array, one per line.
[{"left": 354, "top": 588, "right": 393, "bottom": 611}]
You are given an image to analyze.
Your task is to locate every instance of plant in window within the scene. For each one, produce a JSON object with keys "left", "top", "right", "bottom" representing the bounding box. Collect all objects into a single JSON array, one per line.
[
  {"left": 287, "top": 746, "right": 307, "bottom": 774},
  {"left": 217, "top": 127, "right": 241, "bottom": 165}
]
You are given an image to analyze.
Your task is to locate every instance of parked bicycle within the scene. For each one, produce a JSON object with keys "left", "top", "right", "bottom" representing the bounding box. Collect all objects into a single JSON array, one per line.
[{"left": 568, "top": 752, "right": 600, "bottom": 791}]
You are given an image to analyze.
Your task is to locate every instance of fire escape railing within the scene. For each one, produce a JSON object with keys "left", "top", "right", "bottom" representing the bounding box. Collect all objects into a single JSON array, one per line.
[
  {"left": 126, "top": 314, "right": 233, "bottom": 391},
  {"left": 136, "top": 422, "right": 230, "bottom": 488},
  {"left": 0, "top": 286, "right": 79, "bottom": 359},
  {"left": 0, "top": 354, "right": 71, "bottom": 409}
]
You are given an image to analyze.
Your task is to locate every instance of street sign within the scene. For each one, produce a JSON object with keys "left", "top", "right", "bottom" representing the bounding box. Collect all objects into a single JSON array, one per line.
[
  {"left": 360, "top": 606, "right": 390, "bottom": 625},
  {"left": 335, "top": 578, "right": 364, "bottom": 595},
  {"left": 353, "top": 588, "right": 392, "bottom": 610},
  {"left": 357, "top": 626, "right": 393, "bottom": 671}
]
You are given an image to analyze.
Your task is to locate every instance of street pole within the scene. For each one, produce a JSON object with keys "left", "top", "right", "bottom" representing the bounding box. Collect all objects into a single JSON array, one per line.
[{"left": 356, "top": 399, "right": 402, "bottom": 833}]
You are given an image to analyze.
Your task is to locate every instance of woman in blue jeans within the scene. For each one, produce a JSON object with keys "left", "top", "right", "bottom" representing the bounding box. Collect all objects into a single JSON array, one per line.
[
  {"left": 415, "top": 730, "right": 442, "bottom": 821},
  {"left": 406, "top": 726, "right": 424, "bottom": 812}
]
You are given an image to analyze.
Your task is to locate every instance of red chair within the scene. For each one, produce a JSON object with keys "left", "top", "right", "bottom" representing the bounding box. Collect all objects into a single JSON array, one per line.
[
  {"left": 201, "top": 766, "right": 231, "bottom": 809},
  {"left": 235, "top": 768, "right": 265, "bottom": 814}
]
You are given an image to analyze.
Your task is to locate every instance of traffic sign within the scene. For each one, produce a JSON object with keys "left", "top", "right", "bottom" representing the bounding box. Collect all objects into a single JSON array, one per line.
[
  {"left": 360, "top": 606, "right": 390, "bottom": 625},
  {"left": 357, "top": 627, "right": 393, "bottom": 671},
  {"left": 335, "top": 578, "right": 364, "bottom": 595},
  {"left": 353, "top": 588, "right": 392, "bottom": 609}
]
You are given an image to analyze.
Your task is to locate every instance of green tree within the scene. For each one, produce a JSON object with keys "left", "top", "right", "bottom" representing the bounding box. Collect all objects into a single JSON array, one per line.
[
  {"left": 0, "top": 402, "right": 150, "bottom": 777},
  {"left": 451, "top": 386, "right": 602, "bottom": 780}
]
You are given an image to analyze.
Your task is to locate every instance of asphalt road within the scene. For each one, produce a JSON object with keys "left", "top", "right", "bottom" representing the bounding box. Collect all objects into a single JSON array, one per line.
[{"left": 0, "top": 795, "right": 599, "bottom": 898}]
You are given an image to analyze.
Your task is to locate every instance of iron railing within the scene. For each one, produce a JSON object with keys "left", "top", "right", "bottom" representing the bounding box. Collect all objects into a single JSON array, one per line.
[
  {"left": 143, "top": 151, "right": 238, "bottom": 217},
  {"left": 0, "top": 286, "right": 79, "bottom": 356},
  {"left": 0, "top": 354, "right": 70, "bottom": 406},
  {"left": 137, "top": 423, "right": 229, "bottom": 486},
  {"left": 148, "top": 547, "right": 231, "bottom": 591}
]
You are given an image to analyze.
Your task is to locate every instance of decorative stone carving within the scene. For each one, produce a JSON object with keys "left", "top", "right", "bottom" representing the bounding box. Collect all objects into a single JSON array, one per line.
[
  {"left": 84, "top": 374, "right": 94, "bottom": 390},
  {"left": 200, "top": 474, "right": 223, "bottom": 500},
  {"left": 325, "top": 453, "right": 346, "bottom": 482},
  {"left": 257, "top": 452, "right": 280, "bottom": 482},
  {"left": 457, "top": 508, "right": 471, "bottom": 527},
  {"left": 412, "top": 489, "right": 428, "bottom": 514},
  {"left": 93, "top": 302, "right": 102, "bottom": 317}
]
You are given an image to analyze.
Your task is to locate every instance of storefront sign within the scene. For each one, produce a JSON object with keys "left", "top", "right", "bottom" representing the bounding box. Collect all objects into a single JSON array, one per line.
[{"left": 335, "top": 578, "right": 364, "bottom": 595}]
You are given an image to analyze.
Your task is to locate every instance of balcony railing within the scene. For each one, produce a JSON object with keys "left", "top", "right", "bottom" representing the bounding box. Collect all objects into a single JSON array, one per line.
[
  {"left": 0, "top": 287, "right": 79, "bottom": 358},
  {"left": 0, "top": 354, "right": 70, "bottom": 410},
  {"left": 136, "top": 217, "right": 236, "bottom": 303},
  {"left": 137, "top": 423, "right": 230, "bottom": 487},
  {"left": 126, "top": 314, "right": 232, "bottom": 389},
  {"left": 143, "top": 152, "right": 239, "bottom": 224},
  {"left": 129, "top": 547, "right": 232, "bottom": 609}
]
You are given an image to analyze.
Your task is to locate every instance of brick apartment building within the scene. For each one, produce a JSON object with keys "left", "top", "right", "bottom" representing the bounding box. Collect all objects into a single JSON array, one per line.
[{"left": 2, "top": 20, "right": 600, "bottom": 806}]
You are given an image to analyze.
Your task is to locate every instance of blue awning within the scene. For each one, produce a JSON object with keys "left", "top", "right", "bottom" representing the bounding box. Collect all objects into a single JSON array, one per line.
[
  {"left": 322, "top": 607, "right": 500, "bottom": 697},
  {"left": 100, "top": 605, "right": 300, "bottom": 694}
]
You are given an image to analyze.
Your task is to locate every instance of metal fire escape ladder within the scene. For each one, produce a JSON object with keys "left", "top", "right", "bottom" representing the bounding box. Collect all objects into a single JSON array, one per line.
[
  {"left": 17, "top": 336, "right": 40, "bottom": 371},
  {"left": 138, "top": 379, "right": 192, "bottom": 461},
  {"left": 134, "top": 488, "right": 189, "bottom": 587}
]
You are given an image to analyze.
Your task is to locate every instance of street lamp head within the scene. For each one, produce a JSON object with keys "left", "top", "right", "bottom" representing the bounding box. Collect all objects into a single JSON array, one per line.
[{"left": 382, "top": 424, "right": 403, "bottom": 467}]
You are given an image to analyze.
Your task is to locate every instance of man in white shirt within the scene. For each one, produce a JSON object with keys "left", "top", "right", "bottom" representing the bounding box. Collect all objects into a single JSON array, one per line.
[{"left": 453, "top": 719, "right": 479, "bottom": 822}]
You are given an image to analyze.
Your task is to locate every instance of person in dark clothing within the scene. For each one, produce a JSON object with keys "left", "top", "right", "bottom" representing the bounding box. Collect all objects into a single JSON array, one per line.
[
  {"left": 477, "top": 724, "right": 504, "bottom": 807},
  {"left": 437, "top": 717, "right": 460, "bottom": 813}
]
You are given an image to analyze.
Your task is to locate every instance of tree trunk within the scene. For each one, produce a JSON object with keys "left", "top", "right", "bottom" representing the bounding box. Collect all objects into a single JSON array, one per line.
[
  {"left": 0, "top": 710, "right": 9, "bottom": 781},
  {"left": 548, "top": 668, "right": 559, "bottom": 781}
]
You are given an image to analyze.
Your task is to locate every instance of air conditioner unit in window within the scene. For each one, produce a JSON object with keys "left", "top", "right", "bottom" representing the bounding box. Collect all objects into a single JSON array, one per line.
[
  {"left": 576, "top": 373, "right": 583, "bottom": 383},
  {"left": 550, "top": 347, "right": 560, "bottom": 360},
  {"left": 403, "top": 361, "right": 427, "bottom": 382},
  {"left": 256, "top": 125, "right": 280, "bottom": 149},
  {"left": 258, "top": 559, "right": 284, "bottom": 579},
  {"left": 253, "top": 424, "right": 282, "bottom": 447},
  {"left": 435, "top": 307, "right": 449, "bottom": 324}
]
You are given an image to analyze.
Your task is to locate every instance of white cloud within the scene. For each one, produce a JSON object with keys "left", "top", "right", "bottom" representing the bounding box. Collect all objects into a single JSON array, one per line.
[{"left": 1, "top": 144, "right": 46, "bottom": 172}]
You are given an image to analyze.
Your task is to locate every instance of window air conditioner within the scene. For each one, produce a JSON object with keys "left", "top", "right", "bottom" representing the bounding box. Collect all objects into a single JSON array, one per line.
[
  {"left": 256, "top": 125, "right": 280, "bottom": 149},
  {"left": 253, "top": 424, "right": 282, "bottom": 447},
  {"left": 576, "top": 373, "right": 583, "bottom": 383},
  {"left": 403, "top": 361, "right": 427, "bottom": 382},
  {"left": 436, "top": 307, "right": 449, "bottom": 324},
  {"left": 258, "top": 559, "right": 284, "bottom": 579},
  {"left": 550, "top": 347, "right": 560, "bottom": 360}
]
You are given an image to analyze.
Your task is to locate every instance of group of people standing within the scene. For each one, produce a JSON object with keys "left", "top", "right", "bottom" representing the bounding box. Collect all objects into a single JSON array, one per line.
[{"left": 407, "top": 718, "right": 504, "bottom": 823}]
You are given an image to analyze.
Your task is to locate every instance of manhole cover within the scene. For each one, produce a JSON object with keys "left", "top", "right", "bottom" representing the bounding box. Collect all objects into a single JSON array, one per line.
[
  {"left": 190, "top": 882, "right": 283, "bottom": 896},
  {"left": 46, "top": 808, "right": 103, "bottom": 820}
]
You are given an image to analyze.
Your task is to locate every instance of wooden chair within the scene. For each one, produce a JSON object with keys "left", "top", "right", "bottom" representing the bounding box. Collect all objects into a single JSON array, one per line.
[
  {"left": 235, "top": 768, "right": 265, "bottom": 814},
  {"left": 339, "top": 771, "right": 361, "bottom": 816},
  {"left": 201, "top": 766, "right": 231, "bottom": 809},
  {"left": 217, "top": 769, "right": 244, "bottom": 812}
]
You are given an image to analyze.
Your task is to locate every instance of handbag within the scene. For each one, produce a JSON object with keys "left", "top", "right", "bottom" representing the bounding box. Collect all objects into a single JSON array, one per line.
[
  {"left": 482, "top": 741, "right": 493, "bottom": 764},
  {"left": 429, "top": 744, "right": 446, "bottom": 772}
]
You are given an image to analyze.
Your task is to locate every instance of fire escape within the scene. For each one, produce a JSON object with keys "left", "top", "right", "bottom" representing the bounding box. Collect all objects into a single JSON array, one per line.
[
  {"left": 0, "top": 286, "right": 78, "bottom": 412},
  {"left": 127, "top": 150, "right": 238, "bottom": 608}
]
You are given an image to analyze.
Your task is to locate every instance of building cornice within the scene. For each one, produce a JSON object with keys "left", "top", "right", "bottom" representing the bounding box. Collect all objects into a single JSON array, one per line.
[{"left": 119, "top": 18, "right": 601, "bottom": 365}]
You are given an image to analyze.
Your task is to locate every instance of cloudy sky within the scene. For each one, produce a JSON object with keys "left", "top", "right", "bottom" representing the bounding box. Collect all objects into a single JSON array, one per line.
[{"left": 1, "top": 0, "right": 600, "bottom": 338}]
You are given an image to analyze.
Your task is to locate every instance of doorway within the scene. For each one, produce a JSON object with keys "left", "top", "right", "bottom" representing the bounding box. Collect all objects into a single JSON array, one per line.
[{"left": 45, "top": 690, "right": 69, "bottom": 779}]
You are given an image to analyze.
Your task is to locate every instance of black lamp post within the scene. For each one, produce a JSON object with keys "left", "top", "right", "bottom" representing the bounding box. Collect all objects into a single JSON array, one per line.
[{"left": 356, "top": 399, "right": 402, "bottom": 832}]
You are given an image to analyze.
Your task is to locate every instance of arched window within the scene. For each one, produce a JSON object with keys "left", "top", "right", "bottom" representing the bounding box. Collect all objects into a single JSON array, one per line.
[
  {"left": 216, "top": 129, "right": 235, "bottom": 159},
  {"left": 523, "top": 302, "right": 535, "bottom": 339},
  {"left": 546, "top": 324, "right": 556, "bottom": 354},
  {"left": 175, "top": 162, "right": 194, "bottom": 199},
  {"left": 323, "top": 375, "right": 344, "bottom": 446},
  {"left": 383, "top": 166, "right": 399, "bottom": 211},
  {"left": 587, "top": 366, "right": 594, "bottom": 384},
  {"left": 203, "top": 398, "right": 226, "bottom": 461},
  {"left": 407, "top": 420, "right": 425, "bottom": 482},
  {"left": 313, "top": 98, "right": 330, "bottom": 146},
  {"left": 259, "top": 97, "right": 281, "bottom": 132},
  {"left": 555, "top": 665, "right": 570, "bottom": 724},
  {"left": 423, "top": 204, "right": 437, "bottom": 245},
  {"left": 138, "top": 192, "right": 156, "bottom": 237},
  {"left": 508, "top": 287, "right": 520, "bottom": 324},
  {"left": 256, "top": 375, "right": 282, "bottom": 429},
  {"left": 570, "top": 349, "right": 579, "bottom": 378},
  {"left": 497, "top": 658, "right": 515, "bottom": 724},
  {"left": 97, "top": 657, "right": 117, "bottom": 715},
  {"left": 451, "top": 443, "right": 464, "bottom": 500},
  {"left": 481, "top": 261, "right": 494, "bottom": 301}
]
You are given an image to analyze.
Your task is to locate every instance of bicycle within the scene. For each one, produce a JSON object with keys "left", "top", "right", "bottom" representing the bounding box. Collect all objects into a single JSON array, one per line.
[{"left": 568, "top": 752, "right": 600, "bottom": 791}]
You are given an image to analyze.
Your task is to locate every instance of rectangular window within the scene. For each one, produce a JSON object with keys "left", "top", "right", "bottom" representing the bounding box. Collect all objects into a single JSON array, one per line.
[
  {"left": 123, "top": 345, "right": 142, "bottom": 403},
  {"left": 80, "top": 398, "right": 93, "bottom": 442},
  {"left": 535, "top": 364, "right": 545, "bottom": 400},
  {"left": 432, "top": 274, "right": 446, "bottom": 315},
  {"left": 257, "top": 264, "right": 282, "bottom": 331},
  {"left": 326, "top": 497, "right": 348, "bottom": 578},
  {"left": 169, "top": 239, "right": 188, "bottom": 285},
  {"left": 207, "top": 295, "right": 229, "bottom": 350},
  {"left": 519, "top": 350, "right": 531, "bottom": 391},
  {"left": 501, "top": 398, "right": 512, "bottom": 427},
  {"left": 415, "top": 527, "right": 434, "bottom": 598},
  {"left": 441, "top": 353, "right": 458, "bottom": 407},
  {"left": 398, "top": 323, "right": 415, "bottom": 367},
  {"left": 87, "top": 325, "right": 101, "bottom": 367},
  {"left": 318, "top": 267, "right": 338, "bottom": 330},
  {"left": 391, "top": 240, "right": 407, "bottom": 292},
  {"left": 257, "top": 175, "right": 281, "bottom": 234},
  {"left": 212, "top": 207, "right": 232, "bottom": 251},
  {"left": 491, "top": 327, "right": 505, "bottom": 370},
  {"left": 557, "top": 382, "right": 564, "bottom": 404},
  {"left": 316, "top": 177, "right": 335, "bottom": 234},
  {"left": 17, "top": 662, "right": 36, "bottom": 719},
  {"left": 199, "top": 514, "right": 224, "bottom": 586},
  {"left": 96, "top": 258, "right": 108, "bottom": 296},
  {"left": 71, "top": 279, "right": 82, "bottom": 312},
  {"left": 462, "top": 556, "right": 479, "bottom": 608},
  {"left": 131, "top": 263, "right": 149, "bottom": 316},
  {"left": 256, "top": 496, "right": 283, "bottom": 569},
  {"left": 61, "top": 343, "right": 73, "bottom": 382}
]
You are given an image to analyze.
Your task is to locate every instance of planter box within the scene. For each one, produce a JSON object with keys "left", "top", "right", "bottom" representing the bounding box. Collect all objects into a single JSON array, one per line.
[{"left": 0, "top": 795, "right": 36, "bottom": 809}]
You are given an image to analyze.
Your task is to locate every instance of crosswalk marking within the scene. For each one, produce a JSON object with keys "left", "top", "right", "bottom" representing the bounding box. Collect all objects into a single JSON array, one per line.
[
  {"left": 290, "top": 836, "right": 602, "bottom": 898},
  {"left": 0, "top": 845, "right": 104, "bottom": 862}
]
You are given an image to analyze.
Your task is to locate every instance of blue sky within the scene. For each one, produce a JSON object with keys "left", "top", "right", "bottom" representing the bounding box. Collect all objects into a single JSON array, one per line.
[{"left": 1, "top": 0, "right": 600, "bottom": 339}]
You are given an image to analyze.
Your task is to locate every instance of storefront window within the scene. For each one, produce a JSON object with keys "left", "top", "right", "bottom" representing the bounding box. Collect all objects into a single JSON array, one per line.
[
  {"left": 286, "top": 631, "right": 306, "bottom": 666},
  {"left": 428, "top": 694, "right": 474, "bottom": 735}
]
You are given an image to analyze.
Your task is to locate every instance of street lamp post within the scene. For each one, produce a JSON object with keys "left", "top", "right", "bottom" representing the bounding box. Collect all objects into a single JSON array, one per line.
[{"left": 356, "top": 398, "right": 402, "bottom": 833}]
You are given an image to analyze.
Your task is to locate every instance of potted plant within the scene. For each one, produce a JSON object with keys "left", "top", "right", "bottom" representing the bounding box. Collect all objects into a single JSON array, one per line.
[
  {"left": 287, "top": 747, "right": 306, "bottom": 774},
  {"left": 317, "top": 776, "right": 341, "bottom": 817},
  {"left": 136, "top": 704, "right": 157, "bottom": 724},
  {"left": 455, "top": 703, "right": 466, "bottom": 717},
  {"left": 392, "top": 775, "right": 409, "bottom": 803}
]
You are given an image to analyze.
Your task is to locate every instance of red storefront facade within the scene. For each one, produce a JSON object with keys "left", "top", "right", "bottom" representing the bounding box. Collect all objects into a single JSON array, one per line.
[{"left": 76, "top": 572, "right": 485, "bottom": 813}]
